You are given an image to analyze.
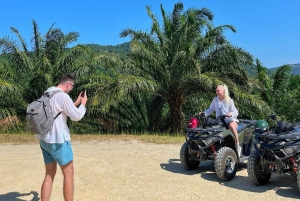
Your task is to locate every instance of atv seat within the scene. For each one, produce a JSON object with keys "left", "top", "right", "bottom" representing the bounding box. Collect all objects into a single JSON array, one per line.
[
  {"left": 188, "top": 127, "right": 226, "bottom": 134},
  {"left": 276, "top": 120, "right": 294, "bottom": 133},
  {"left": 203, "top": 117, "right": 218, "bottom": 127},
  {"left": 239, "top": 119, "right": 256, "bottom": 125},
  {"left": 268, "top": 133, "right": 300, "bottom": 140}
]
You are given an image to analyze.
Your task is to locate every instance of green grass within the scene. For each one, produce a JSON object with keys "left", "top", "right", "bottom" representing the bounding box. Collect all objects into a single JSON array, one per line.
[{"left": 0, "top": 133, "right": 186, "bottom": 145}]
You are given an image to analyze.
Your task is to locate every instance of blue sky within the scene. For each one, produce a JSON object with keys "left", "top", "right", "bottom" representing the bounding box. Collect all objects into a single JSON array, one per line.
[{"left": 1, "top": 0, "right": 299, "bottom": 68}]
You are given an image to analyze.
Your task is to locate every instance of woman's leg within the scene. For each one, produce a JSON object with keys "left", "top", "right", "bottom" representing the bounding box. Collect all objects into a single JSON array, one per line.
[
  {"left": 228, "top": 121, "right": 239, "bottom": 143},
  {"left": 228, "top": 121, "right": 241, "bottom": 157}
]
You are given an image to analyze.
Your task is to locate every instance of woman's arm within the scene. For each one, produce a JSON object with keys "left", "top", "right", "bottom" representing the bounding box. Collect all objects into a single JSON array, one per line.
[
  {"left": 228, "top": 99, "right": 238, "bottom": 118},
  {"left": 205, "top": 97, "right": 217, "bottom": 117}
]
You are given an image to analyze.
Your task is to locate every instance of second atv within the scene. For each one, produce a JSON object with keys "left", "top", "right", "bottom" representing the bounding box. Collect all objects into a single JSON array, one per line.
[
  {"left": 247, "top": 115, "right": 300, "bottom": 189},
  {"left": 180, "top": 114, "right": 256, "bottom": 181}
]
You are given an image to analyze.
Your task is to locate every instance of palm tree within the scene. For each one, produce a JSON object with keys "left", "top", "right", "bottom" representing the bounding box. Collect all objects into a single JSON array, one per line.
[
  {"left": 270, "top": 65, "right": 293, "bottom": 119},
  {"left": 0, "top": 20, "right": 93, "bottom": 102},
  {"left": 92, "top": 2, "right": 271, "bottom": 134},
  {"left": 0, "top": 20, "right": 95, "bottom": 132},
  {"left": 254, "top": 59, "right": 272, "bottom": 103},
  {"left": 251, "top": 61, "right": 295, "bottom": 120},
  {"left": 0, "top": 57, "right": 23, "bottom": 130}
]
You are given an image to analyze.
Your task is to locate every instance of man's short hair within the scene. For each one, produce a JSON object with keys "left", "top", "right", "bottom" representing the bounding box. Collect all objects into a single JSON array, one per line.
[{"left": 59, "top": 74, "right": 75, "bottom": 84}]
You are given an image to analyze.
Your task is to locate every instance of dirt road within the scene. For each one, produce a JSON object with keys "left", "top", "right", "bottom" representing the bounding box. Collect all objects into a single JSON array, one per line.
[{"left": 0, "top": 140, "right": 299, "bottom": 201}]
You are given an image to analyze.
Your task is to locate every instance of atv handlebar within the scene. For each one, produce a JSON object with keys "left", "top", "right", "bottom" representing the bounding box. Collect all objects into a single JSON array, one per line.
[
  {"left": 217, "top": 115, "right": 227, "bottom": 119},
  {"left": 198, "top": 112, "right": 206, "bottom": 118},
  {"left": 293, "top": 118, "right": 300, "bottom": 124},
  {"left": 216, "top": 115, "right": 229, "bottom": 129}
]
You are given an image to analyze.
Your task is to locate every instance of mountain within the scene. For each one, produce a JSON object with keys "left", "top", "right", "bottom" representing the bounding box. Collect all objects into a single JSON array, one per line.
[
  {"left": 267, "top": 63, "right": 300, "bottom": 75},
  {"left": 86, "top": 42, "right": 131, "bottom": 58},
  {"left": 86, "top": 43, "right": 300, "bottom": 76}
]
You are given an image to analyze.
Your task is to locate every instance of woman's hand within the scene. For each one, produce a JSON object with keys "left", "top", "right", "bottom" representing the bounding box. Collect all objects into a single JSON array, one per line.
[{"left": 226, "top": 113, "right": 232, "bottom": 118}]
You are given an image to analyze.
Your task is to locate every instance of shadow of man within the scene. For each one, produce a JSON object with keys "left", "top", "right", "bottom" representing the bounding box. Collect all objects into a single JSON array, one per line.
[{"left": 0, "top": 191, "right": 39, "bottom": 201}]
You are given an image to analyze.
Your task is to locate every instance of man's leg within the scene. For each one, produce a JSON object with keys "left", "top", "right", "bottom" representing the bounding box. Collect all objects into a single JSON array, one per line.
[
  {"left": 60, "top": 161, "right": 74, "bottom": 201},
  {"left": 41, "top": 161, "right": 57, "bottom": 201}
]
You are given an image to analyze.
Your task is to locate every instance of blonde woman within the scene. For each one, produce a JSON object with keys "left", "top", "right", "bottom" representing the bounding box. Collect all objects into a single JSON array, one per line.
[{"left": 200, "top": 84, "right": 241, "bottom": 157}]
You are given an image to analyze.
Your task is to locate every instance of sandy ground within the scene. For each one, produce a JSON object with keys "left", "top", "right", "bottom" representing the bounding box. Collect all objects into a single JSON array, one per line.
[{"left": 0, "top": 140, "right": 300, "bottom": 201}]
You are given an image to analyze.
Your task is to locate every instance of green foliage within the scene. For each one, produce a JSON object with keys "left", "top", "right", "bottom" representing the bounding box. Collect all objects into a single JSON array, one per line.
[
  {"left": 0, "top": 3, "right": 298, "bottom": 135},
  {"left": 0, "top": 20, "right": 95, "bottom": 131},
  {"left": 0, "top": 56, "right": 25, "bottom": 120},
  {"left": 89, "top": 2, "right": 272, "bottom": 134}
]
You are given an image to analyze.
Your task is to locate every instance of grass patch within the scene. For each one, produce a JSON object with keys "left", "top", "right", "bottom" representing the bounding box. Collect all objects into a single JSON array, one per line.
[{"left": 0, "top": 133, "right": 186, "bottom": 145}]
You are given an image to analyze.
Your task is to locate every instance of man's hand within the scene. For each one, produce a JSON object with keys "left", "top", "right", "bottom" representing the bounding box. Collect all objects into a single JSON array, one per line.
[
  {"left": 74, "top": 91, "right": 88, "bottom": 106},
  {"left": 80, "top": 91, "right": 88, "bottom": 106}
]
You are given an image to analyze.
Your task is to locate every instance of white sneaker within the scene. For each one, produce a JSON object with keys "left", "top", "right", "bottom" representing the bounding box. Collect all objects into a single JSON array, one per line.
[{"left": 237, "top": 146, "right": 241, "bottom": 158}]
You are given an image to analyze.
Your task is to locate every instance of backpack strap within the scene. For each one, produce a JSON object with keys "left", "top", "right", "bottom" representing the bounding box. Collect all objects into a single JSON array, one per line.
[
  {"left": 43, "top": 90, "right": 63, "bottom": 119},
  {"left": 43, "top": 90, "right": 63, "bottom": 98},
  {"left": 54, "top": 111, "right": 62, "bottom": 119}
]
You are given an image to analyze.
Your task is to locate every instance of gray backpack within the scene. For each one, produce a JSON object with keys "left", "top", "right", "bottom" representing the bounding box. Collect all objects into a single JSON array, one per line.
[{"left": 26, "top": 90, "right": 62, "bottom": 135}]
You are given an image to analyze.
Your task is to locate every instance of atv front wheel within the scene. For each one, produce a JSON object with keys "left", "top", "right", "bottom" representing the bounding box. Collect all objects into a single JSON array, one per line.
[
  {"left": 247, "top": 151, "right": 271, "bottom": 185},
  {"left": 214, "top": 147, "right": 237, "bottom": 181},
  {"left": 180, "top": 142, "right": 200, "bottom": 170}
]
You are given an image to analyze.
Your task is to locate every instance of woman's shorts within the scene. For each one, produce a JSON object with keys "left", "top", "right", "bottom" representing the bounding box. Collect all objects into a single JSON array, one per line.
[
  {"left": 40, "top": 140, "right": 73, "bottom": 166},
  {"left": 225, "top": 117, "right": 238, "bottom": 124}
]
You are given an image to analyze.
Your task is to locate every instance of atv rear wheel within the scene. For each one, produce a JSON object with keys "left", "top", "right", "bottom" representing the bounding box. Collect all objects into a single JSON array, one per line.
[
  {"left": 247, "top": 151, "right": 271, "bottom": 185},
  {"left": 180, "top": 142, "right": 200, "bottom": 170},
  {"left": 214, "top": 147, "right": 237, "bottom": 181},
  {"left": 297, "top": 166, "right": 300, "bottom": 190}
]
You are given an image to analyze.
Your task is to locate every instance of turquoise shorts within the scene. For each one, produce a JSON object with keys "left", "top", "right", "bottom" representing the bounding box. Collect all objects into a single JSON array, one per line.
[{"left": 40, "top": 140, "right": 73, "bottom": 166}]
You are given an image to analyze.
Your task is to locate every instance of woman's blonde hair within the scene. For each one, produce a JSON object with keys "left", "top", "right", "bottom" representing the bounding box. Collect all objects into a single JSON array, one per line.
[{"left": 218, "top": 84, "right": 231, "bottom": 105}]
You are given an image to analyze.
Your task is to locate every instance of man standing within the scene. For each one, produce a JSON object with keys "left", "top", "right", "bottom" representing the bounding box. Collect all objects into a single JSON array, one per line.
[{"left": 36, "top": 74, "right": 87, "bottom": 201}]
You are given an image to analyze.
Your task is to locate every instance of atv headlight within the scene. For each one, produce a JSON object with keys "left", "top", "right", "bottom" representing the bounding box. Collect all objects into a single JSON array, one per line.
[{"left": 283, "top": 146, "right": 298, "bottom": 155}]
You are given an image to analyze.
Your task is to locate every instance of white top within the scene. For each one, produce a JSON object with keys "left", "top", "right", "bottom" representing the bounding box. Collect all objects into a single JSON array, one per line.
[
  {"left": 36, "top": 86, "right": 86, "bottom": 143},
  {"left": 205, "top": 96, "right": 239, "bottom": 124}
]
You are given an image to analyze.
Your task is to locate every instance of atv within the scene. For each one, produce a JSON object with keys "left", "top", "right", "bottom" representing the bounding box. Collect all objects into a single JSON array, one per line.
[
  {"left": 180, "top": 114, "right": 256, "bottom": 181},
  {"left": 247, "top": 114, "right": 300, "bottom": 189}
]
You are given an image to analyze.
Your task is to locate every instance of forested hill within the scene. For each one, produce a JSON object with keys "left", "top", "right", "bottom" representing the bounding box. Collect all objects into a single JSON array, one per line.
[
  {"left": 86, "top": 42, "right": 300, "bottom": 75},
  {"left": 86, "top": 42, "right": 131, "bottom": 58},
  {"left": 267, "top": 63, "right": 300, "bottom": 75}
]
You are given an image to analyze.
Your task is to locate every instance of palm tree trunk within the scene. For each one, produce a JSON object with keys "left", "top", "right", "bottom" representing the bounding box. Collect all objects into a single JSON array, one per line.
[{"left": 168, "top": 90, "right": 184, "bottom": 134}]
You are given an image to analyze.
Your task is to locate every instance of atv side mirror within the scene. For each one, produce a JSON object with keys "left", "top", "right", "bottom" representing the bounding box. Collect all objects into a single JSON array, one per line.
[{"left": 269, "top": 114, "right": 277, "bottom": 120}]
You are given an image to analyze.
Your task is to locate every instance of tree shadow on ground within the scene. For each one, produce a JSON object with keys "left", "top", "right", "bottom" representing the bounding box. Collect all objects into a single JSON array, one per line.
[
  {"left": 161, "top": 158, "right": 300, "bottom": 199},
  {"left": 201, "top": 172, "right": 300, "bottom": 199},
  {"left": 0, "top": 191, "right": 39, "bottom": 201}
]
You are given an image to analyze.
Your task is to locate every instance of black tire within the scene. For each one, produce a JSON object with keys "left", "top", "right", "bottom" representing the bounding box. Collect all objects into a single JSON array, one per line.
[
  {"left": 214, "top": 147, "right": 237, "bottom": 181},
  {"left": 247, "top": 151, "right": 271, "bottom": 185},
  {"left": 298, "top": 167, "right": 300, "bottom": 191},
  {"left": 180, "top": 142, "right": 200, "bottom": 170}
]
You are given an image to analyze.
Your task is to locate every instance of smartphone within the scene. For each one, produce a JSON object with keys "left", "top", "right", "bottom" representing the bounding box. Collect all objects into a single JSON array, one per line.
[{"left": 81, "top": 90, "right": 85, "bottom": 97}]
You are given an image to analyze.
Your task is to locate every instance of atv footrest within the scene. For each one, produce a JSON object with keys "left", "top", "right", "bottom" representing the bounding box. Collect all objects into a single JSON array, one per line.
[{"left": 239, "top": 155, "right": 248, "bottom": 163}]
